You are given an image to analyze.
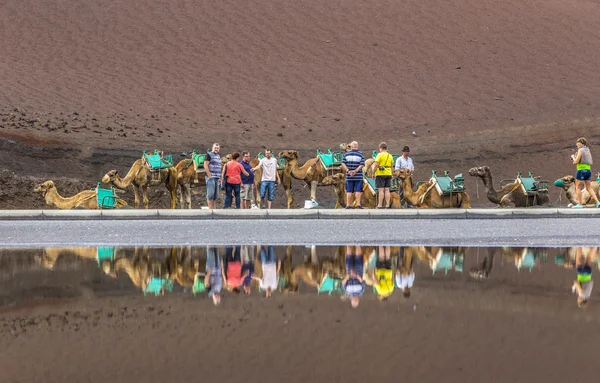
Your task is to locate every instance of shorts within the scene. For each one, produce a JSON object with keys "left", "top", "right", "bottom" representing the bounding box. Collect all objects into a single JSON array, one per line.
[
  {"left": 260, "top": 181, "right": 275, "bottom": 201},
  {"left": 376, "top": 258, "right": 392, "bottom": 270},
  {"left": 240, "top": 184, "right": 254, "bottom": 200},
  {"left": 345, "top": 180, "right": 363, "bottom": 193},
  {"left": 577, "top": 265, "right": 592, "bottom": 282},
  {"left": 576, "top": 170, "right": 592, "bottom": 181},
  {"left": 375, "top": 176, "right": 391, "bottom": 189},
  {"left": 206, "top": 177, "right": 220, "bottom": 200},
  {"left": 346, "top": 255, "right": 364, "bottom": 276}
]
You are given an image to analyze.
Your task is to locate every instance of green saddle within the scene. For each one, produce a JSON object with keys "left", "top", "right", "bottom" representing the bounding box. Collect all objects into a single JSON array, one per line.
[
  {"left": 517, "top": 172, "right": 549, "bottom": 195},
  {"left": 318, "top": 275, "right": 344, "bottom": 295},
  {"left": 96, "top": 246, "right": 115, "bottom": 266},
  {"left": 143, "top": 150, "right": 173, "bottom": 170},
  {"left": 317, "top": 149, "right": 343, "bottom": 168},
  {"left": 192, "top": 150, "right": 207, "bottom": 171},
  {"left": 144, "top": 277, "right": 174, "bottom": 296},
  {"left": 193, "top": 275, "right": 206, "bottom": 295},
  {"left": 431, "top": 170, "right": 465, "bottom": 195},
  {"left": 95, "top": 183, "right": 119, "bottom": 209}
]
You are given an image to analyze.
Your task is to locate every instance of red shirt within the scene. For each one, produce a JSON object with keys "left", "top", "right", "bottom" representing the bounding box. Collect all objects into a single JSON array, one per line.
[
  {"left": 226, "top": 261, "right": 243, "bottom": 287},
  {"left": 225, "top": 161, "right": 244, "bottom": 184}
]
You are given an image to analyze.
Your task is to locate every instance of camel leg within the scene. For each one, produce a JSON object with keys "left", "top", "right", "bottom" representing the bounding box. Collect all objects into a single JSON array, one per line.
[
  {"left": 131, "top": 185, "right": 141, "bottom": 208},
  {"left": 141, "top": 185, "right": 149, "bottom": 209},
  {"left": 461, "top": 193, "right": 471, "bottom": 208},
  {"left": 310, "top": 180, "right": 318, "bottom": 201}
]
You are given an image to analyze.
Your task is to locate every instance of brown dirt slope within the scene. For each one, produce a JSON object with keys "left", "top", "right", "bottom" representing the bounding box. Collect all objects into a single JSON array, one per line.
[{"left": 1, "top": 0, "right": 600, "bottom": 208}]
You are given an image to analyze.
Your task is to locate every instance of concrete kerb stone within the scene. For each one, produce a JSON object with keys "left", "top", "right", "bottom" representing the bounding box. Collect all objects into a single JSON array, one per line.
[
  {"left": 368, "top": 209, "right": 419, "bottom": 219},
  {"left": 0, "top": 210, "right": 44, "bottom": 220},
  {"left": 417, "top": 209, "right": 467, "bottom": 219},
  {"left": 213, "top": 209, "right": 267, "bottom": 220},
  {"left": 319, "top": 209, "right": 371, "bottom": 219},
  {"left": 157, "top": 209, "right": 214, "bottom": 219},
  {"left": 102, "top": 209, "right": 160, "bottom": 219},
  {"left": 267, "top": 209, "right": 319, "bottom": 219},
  {"left": 42, "top": 210, "right": 102, "bottom": 220},
  {"left": 510, "top": 208, "right": 559, "bottom": 218},
  {"left": 466, "top": 208, "right": 513, "bottom": 219},
  {"left": 557, "top": 208, "right": 600, "bottom": 217}
]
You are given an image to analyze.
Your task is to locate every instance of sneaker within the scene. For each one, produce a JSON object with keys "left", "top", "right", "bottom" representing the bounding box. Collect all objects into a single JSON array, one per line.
[
  {"left": 376, "top": 206, "right": 385, "bottom": 209},
  {"left": 345, "top": 205, "right": 353, "bottom": 209},
  {"left": 355, "top": 205, "right": 364, "bottom": 209},
  {"left": 573, "top": 204, "right": 584, "bottom": 208},
  {"left": 311, "top": 200, "right": 319, "bottom": 207},
  {"left": 596, "top": 202, "right": 600, "bottom": 208}
]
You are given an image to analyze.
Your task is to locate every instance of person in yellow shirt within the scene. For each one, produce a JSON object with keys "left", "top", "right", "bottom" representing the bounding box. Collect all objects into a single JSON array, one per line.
[
  {"left": 370, "top": 245, "right": 394, "bottom": 300},
  {"left": 371, "top": 142, "right": 394, "bottom": 208}
]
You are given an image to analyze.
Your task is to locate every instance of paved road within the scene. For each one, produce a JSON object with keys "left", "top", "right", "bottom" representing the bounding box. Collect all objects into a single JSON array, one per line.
[{"left": 1, "top": 218, "right": 598, "bottom": 247}]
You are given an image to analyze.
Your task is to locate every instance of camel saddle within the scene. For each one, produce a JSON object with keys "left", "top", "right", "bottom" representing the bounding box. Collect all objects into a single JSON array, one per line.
[
  {"left": 429, "top": 170, "right": 465, "bottom": 196},
  {"left": 142, "top": 150, "right": 173, "bottom": 171},
  {"left": 501, "top": 172, "right": 549, "bottom": 196},
  {"left": 192, "top": 150, "right": 207, "bottom": 173},
  {"left": 317, "top": 148, "right": 344, "bottom": 170}
]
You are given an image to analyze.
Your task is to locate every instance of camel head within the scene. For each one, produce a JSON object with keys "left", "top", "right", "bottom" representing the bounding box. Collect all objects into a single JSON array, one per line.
[
  {"left": 279, "top": 150, "right": 299, "bottom": 161},
  {"left": 322, "top": 173, "right": 346, "bottom": 186},
  {"left": 34, "top": 180, "right": 56, "bottom": 196},
  {"left": 468, "top": 166, "right": 491, "bottom": 178},
  {"left": 221, "top": 153, "right": 233, "bottom": 164},
  {"left": 395, "top": 168, "right": 413, "bottom": 180},
  {"left": 102, "top": 170, "right": 118, "bottom": 183},
  {"left": 553, "top": 175, "right": 576, "bottom": 190},
  {"left": 339, "top": 143, "right": 352, "bottom": 152}
]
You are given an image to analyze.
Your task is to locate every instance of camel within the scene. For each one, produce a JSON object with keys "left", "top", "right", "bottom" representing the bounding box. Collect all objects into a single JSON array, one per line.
[
  {"left": 321, "top": 173, "right": 401, "bottom": 208},
  {"left": 34, "top": 180, "right": 127, "bottom": 210},
  {"left": 279, "top": 146, "right": 349, "bottom": 205},
  {"left": 554, "top": 175, "right": 600, "bottom": 207},
  {"left": 396, "top": 169, "right": 471, "bottom": 208},
  {"left": 102, "top": 158, "right": 178, "bottom": 209},
  {"left": 468, "top": 166, "right": 549, "bottom": 207}
]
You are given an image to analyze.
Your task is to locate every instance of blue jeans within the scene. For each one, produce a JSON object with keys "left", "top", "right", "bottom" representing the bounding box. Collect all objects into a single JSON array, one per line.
[
  {"left": 260, "top": 181, "right": 275, "bottom": 201},
  {"left": 576, "top": 170, "right": 592, "bottom": 181},
  {"left": 206, "top": 246, "right": 221, "bottom": 272},
  {"left": 224, "top": 183, "right": 241, "bottom": 208},
  {"left": 260, "top": 245, "right": 276, "bottom": 264},
  {"left": 205, "top": 177, "right": 220, "bottom": 200}
]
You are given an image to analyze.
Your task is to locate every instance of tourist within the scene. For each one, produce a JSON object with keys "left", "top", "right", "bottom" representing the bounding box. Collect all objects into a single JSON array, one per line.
[
  {"left": 240, "top": 151, "right": 255, "bottom": 209},
  {"left": 372, "top": 142, "right": 394, "bottom": 208},
  {"left": 221, "top": 152, "right": 249, "bottom": 209},
  {"left": 395, "top": 247, "right": 414, "bottom": 298},
  {"left": 571, "top": 137, "right": 600, "bottom": 208},
  {"left": 394, "top": 146, "right": 414, "bottom": 207},
  {"left": 572, "top": 247, "right": 596, "bottom": 307},
  {"left": 203, "top": 143, "right": 222, "bottom": 209},
  {"left": 222, "top": 246, "right": 243, "bottom": 293},
  {"left": 252, "top": 149, "right": 280, "bottom": 209},
  {"left": 254, "top": 245, "right": 280, "bottom": 297},
  {"left": 341, "top": 141, "right": 365, "bottom": 209},
  {"left": 205, "top": 246, "right": 223, "bottom": 305},
  {"left": 342, "top": 245, "right": 366, "bottom": 308},
  {"left": 370, "top": 245, "right": 394, "bottom": 300},
  {"left": 240, "top": 245, "right": 255, "bottom": 295}
]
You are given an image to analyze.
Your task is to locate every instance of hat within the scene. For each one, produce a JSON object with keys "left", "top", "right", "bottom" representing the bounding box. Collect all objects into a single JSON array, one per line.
[{"left": 402, "top": 146, "right": 410, "bottom": 152}]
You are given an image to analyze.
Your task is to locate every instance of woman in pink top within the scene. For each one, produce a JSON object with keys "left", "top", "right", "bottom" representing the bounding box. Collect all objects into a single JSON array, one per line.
[
  {"left": 221, "top": 152, "right": 249, "bottom": 209},
  {"left": 222, "top": 246, "right": 243, "bottom": 293}
]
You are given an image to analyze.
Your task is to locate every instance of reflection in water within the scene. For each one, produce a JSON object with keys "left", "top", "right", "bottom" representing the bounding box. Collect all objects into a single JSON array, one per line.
[{"left": 0, "top": 245, "right": 597, "bottom": 309}]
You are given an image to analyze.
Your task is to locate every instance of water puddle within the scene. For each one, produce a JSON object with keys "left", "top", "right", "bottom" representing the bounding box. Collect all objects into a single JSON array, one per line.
[{"left": 0, "top": 245, "right": 596, "bottom": 310}]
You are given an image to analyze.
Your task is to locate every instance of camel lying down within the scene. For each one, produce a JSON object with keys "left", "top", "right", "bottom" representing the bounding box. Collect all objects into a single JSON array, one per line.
[{"left": 34, "top": 180, "right": 127, "bottom": 209}]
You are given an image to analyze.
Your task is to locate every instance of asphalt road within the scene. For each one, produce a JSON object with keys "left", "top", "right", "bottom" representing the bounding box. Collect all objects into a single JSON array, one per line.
[{"left": 1, "top": 218, "right": 598, "bottom": 247}]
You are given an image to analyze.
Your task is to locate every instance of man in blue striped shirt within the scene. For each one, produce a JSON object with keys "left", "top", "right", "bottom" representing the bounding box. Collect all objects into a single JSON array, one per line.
[{"left": 341, "top": 141, "right": 365, "bottom": 209}]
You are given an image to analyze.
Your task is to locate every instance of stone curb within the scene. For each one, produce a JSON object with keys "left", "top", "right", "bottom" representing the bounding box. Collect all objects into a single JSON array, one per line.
[{"left": 0, "top": 208, "right": 599, "bottom": 220}]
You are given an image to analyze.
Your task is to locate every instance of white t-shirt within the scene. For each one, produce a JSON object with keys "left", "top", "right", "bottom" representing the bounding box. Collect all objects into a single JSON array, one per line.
[
  {"left": 573, "top": 280, "right": 594, "bottom": 300},
  {"left": 259, "top": 157, "right": 278, "bottom": 182},
  {"left": 260, "top": 263, "right": 278, "bottom": 290},
  {"left": 395, "top": 272, "right": 415, "bottom": 289},
  {"left": 394, "top": 156, "right": 414, "bottom": 171}
]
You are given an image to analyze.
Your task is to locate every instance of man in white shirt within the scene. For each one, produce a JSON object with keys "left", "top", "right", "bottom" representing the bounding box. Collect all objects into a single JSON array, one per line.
[
  {"left": 395, "top": 248, "right": 415, "bottom": 298},
  {"left": 252, "top": 149, "right": 281, "bottom": 209},
  {"left": 253, "top": 246, "right": 281, "bottom": 297},
  {"left": 394, "top": 146, "right": 414, "bottom": 207}
]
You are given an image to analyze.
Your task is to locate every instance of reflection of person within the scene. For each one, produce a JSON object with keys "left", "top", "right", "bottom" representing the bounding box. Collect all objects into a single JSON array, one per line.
[
  {"left": 205, "top": 246, "right": 222, "bottom": 305},
  {"left": 222, "top": 246, "right": 243, "bottom": 293},
  {"left": 572, "top": 247, "right": 596, "bottom": 307},
  {"left": 395, "top": 247, "right": 414, "bottom": 298},
  {"left": 570, "top": 137, "right": 600, "bottom": 208},
  {"left": 371, "top": 246, "right": 394, "bottom": 300},
  {"left": 343, "top": 246, "right": 365, "bottom": 308},
  {"left": 372, "top": 142, "right": 393, "bottom": 208},
  {"left": 240, "top": 245, "right": 255, "bottom": 295},
  {"left": 254, "top": 245, "right": 281, "bottom": 297}
]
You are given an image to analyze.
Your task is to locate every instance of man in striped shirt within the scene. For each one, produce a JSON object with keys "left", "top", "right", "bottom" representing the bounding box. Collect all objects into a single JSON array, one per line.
[
  {"left": 343, "top": 245, "right": 366, "bottom": 308},
  {"left": 341, "top": 141, "right": 365, "bottom": 209}
]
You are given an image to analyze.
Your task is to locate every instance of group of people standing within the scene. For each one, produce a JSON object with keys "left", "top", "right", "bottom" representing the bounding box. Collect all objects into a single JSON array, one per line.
[
  {"left": 342, "top": 141, "right": 414, "bottom": 209},
  {"left": 203, "top": 143, "right": 281, "bottom": 209}
]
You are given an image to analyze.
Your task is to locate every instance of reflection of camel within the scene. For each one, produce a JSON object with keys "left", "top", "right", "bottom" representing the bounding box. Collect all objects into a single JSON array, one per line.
[
  {"left": 554, "top": 175, "right": 600, "bottom": 206},
  {"left": 321, "top": 173, "right": 401, "bottom": 208},
  {"left": 34, "top": 180, "right": 127, "bottom": 209},
  {"left": 102, "top": 159, "right": 178, "bottom": 209},
  {"left": 286, "top": 246, "right": 346, "bottom": 292},
  {"left": 279, "top": 149, "right": 345, "bottom": 203},
  {"left": 37, "top": 246, "right": 100, "bottom": 269},
  {"left": 469, "top": 166, "right": 548, "bottom": 207}
]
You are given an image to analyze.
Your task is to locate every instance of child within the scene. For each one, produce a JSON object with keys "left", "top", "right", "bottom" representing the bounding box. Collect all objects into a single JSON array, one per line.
[{"left": 572, "top": 247, "right": 596, "bottom": 307}]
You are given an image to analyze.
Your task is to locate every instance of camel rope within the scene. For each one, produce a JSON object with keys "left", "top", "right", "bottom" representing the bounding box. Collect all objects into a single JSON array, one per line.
[{"left": 418, "top": 182, "right": 436, "bottom": 205}]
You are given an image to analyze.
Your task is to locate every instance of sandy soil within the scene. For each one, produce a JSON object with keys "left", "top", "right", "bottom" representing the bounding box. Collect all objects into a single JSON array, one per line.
[
  {"left": 1, "top": 0, "right": 600, "bottom": 209},
  {"left": 1, "top": 245, "right": 599, "bottom": 382}
]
